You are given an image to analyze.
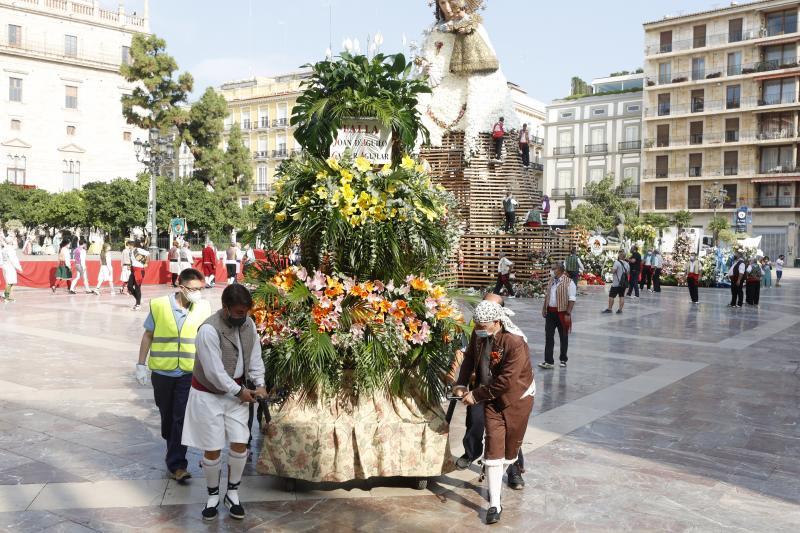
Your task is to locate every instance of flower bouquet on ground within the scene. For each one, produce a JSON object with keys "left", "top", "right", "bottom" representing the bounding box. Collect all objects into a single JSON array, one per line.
[{"left": 580, "top": 272, "right": 604, "bottom": 286}]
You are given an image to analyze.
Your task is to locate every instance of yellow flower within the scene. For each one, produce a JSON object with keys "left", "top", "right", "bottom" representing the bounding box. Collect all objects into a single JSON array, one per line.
[
  {"left": 357, "top": 191, "right": 372, "bottom": 210},
  {"left": 401, "top": 155, "right": 415, "bottom": 170},
  {"left": 264, "top": 200, "right": 276, "bottom": 212},
  {"left": 316, "top": 187, "right": 328, "bottom": 200},
  {"left": 331, "top": 190, "right": 342, "bottom": 204},
  {"left": 298, "top": 195, "right": 310, "bottom": 206},
  {"left": 292, "top": 212, "right": 302, "bottom": 221},
  {"left": 380, "top": 163, "right": 392, "bottom": 175},
  {"left": 316, "top": 170, "right": 329, "bottom": 180},
  {"left": 339, "top": 169, "right": 354, "bottom": 184},
  {"left": 342, "top": 184, "right": 355, "bottom": 203},
  {"left": 415, "top": 164, "right": 426, "bottom": 173},
  {"left": 349, "top": 215, "right": 361, "bottom": 226},
  {"left": 326, "top": 158, "right": 341, "bottom": 171},
  {"left": 429, "top": 286, "right": 446, "bottom": 299},
  {"left": 354, "top": 157, "right": 372, "bottom": 172},
  {"left": 275, "top": 211, "right": 287, "bottom": 222}
]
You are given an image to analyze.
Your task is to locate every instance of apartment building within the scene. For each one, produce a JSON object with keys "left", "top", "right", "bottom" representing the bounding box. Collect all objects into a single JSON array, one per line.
[
  {"left": 642, "top": 0, "right": 800, "bottom": 262},
  {"left": 543, "top": 73, "right": 644, "bottom": 224},
  {"left": 1, "top": 0, "right": 148, "bottom": 192},
  {"left": 218, "top": 71, "right": 311, "bottom": 208}
]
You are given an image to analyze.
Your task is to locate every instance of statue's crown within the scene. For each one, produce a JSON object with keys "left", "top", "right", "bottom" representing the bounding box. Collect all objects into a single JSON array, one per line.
[{"left": 429, "top": 0, "right": 486, "bottom": 14}]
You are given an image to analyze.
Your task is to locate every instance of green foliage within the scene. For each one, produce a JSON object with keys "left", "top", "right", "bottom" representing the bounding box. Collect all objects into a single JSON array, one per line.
[
  {"left": 628, "top": 224, "right": 657, "bottom": 245},
  {"left": 708, "top": 215, "right": 730, "bottom": 245},
  {"left": 566, "top": 175, "right": 639, "bottom": 231},
  {"left": 643, "top": 213, "right": 671, "bottom": 232},
  {"left": 263, "top": 154, "right": 459, "bottom": 282},
  {"left": 564, "top": 192, "right": 573, "bottom": 217},
  {"left": 181, "top": 87, "right": 227, "bottom": 188},
  {"left": 563, "top": 86, "right": 643, "bottom": 101},
  {"left": 672, "top": 209, "right": 694, "bottom": 230},
  {"left": 83, "top": 178, "right": 148, "bottom": 234},
  {"left": 156, "top": 176, "right": 239, "bottom": 233},
  {"left": 291, "top": 52, "right": 431, "bottom": 164},
  {"left": 120, "top": 33, "right": 193, "bottom": 132},
  {"left": 0, "top": 183, "right": 50, "bottom": 228},
  {"left": 223, "top": 123, "right": 254, "bottom": 196}
]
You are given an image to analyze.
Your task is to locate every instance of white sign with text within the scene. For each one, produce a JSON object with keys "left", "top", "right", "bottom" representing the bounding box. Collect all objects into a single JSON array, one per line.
[{"left": 330, "top": 119, "right": 392, "bottom": 164}]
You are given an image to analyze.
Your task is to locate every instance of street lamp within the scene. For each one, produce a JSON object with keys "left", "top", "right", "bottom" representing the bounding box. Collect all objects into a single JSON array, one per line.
[
  {"left": 134, "top": 128, "right": 175, "bottom": 258},
  {"left": 703, "top": 181, "right": 729, "bottom": 247}
]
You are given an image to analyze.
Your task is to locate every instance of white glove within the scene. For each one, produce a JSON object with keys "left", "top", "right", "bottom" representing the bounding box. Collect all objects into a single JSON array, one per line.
[{"left": 135, "top": 364, "right": 148, "bottom": 386}]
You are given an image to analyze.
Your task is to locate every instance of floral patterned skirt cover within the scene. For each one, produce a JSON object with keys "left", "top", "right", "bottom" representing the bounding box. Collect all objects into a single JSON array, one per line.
[{"left": 257, "top": 390, "right": 455, "bottom": 482}]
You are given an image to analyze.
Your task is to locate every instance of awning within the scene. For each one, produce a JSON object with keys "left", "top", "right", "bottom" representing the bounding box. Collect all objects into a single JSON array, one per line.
[
  {"left": 754, "top": 70, "right": 800, "bottom": 81},
  {"left": 751, "top": 176, "right": 800, "bottom": 183}
]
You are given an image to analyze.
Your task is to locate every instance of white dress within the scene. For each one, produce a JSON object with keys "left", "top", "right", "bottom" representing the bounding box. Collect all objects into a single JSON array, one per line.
[
  {"left": 415, "top": 21, "right": 519, "bottom": 158},
  {"left": 1, "top": 248, "right": 21, "bottom": 285}
]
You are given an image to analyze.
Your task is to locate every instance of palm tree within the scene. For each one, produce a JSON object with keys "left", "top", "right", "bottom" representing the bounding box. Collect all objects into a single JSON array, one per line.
[
  {"left": 672, "top": 209, "right": 694, "bottom": 232},
  {"left": 291, "top": 53, "right": 431, "bottom": 165},
  {"left": 644, "top": 213, "right": 670, "bottom": 251}
]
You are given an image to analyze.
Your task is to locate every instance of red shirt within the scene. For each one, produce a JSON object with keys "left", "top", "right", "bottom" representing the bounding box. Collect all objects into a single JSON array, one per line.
[{"left": 202, "top": 246, "right": 216, "bottom": 264}]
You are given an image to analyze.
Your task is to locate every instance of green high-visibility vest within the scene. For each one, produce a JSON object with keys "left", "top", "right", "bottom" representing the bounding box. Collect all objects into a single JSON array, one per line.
[
  {"left": 148, "top": 295, "right": 212, "bottom": 372},
  {"left": 565, "top": 254, "right": 579, "bottom": 272}
]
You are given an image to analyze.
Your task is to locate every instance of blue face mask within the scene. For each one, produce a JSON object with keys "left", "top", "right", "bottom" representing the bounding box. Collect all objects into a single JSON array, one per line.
[{"left": 475, "top": 329, "right": 491, "bottom": 338}]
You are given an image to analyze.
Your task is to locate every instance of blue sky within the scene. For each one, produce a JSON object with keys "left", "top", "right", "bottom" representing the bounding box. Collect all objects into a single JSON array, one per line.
[{"left": 130, "top": 0, "right": 720, "bottom": 104}]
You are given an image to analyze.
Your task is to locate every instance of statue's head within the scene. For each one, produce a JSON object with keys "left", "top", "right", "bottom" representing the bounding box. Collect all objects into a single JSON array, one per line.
[{"left": 433, "top": 0, "right": 482, "bottom": 22}]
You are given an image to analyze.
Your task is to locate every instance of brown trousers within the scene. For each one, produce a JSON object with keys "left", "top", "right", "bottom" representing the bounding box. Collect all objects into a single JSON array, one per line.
[{"left": 484, "top": 395, "right": 534, "bottom": 461}]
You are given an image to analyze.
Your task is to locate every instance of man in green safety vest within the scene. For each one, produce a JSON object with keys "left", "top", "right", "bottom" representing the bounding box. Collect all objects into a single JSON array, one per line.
[
  {"left": 135, "top": 268, "right": 211, "bottom": 483},
  {"left": 565, "top": 247, "right": 583, "bottom": 284}
]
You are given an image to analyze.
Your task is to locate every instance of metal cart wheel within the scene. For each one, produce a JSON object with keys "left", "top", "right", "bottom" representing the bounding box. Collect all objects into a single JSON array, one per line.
[{"left": 415, "top": 478, "right": 428, "bottom": 490}]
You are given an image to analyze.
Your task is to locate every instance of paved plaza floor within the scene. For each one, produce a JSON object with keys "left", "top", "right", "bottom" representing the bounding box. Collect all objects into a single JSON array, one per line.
[{"left": 0, "top": 274, "right": 799, "bottom": 532}]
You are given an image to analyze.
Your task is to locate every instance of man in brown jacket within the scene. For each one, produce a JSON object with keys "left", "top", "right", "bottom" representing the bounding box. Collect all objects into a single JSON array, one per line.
[{"left": 453, "top": 300, "right": 535, "bottom": 525}]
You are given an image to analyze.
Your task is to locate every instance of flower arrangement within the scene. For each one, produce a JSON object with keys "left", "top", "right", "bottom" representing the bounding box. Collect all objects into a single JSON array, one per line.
[
  {"left": 263, "top": 152, "right": 461, "bottom": 282},
  {"left": 732, "top": 242, "right": 759, "bottom": 260},
  {"left": 580, "top": 272, "right": 604, "bottom": 286},
  {"left": 250, "top": 265, "right": 465, "bottom": 402}
]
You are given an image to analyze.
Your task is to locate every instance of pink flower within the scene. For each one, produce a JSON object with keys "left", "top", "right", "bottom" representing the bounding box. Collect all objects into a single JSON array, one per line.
[
  {"left": 307, "top": 271, "right": 327, "bottom": 292},
  {"left": 411, "top": 321, "right": 432, "bottom": 345},
  {"left": 373, "top": 280, "right": 385, "bottom": 292},
  {"left": 343, "top": 277, "right": 356, "bottom": 292},
  {"left": 296, "top": 267, "right": 308, "bottom": 281},
  {"left": 386, "top": 280, "right": 396, "bottom": 293}
]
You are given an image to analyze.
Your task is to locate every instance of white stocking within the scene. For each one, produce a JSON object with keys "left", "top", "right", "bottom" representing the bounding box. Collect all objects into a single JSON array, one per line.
[
  {"left": 226, "top": 449, "right": 248, "bottom": 505},
  {"left": 202, "top": 456, "right": 222, "bottom": 507},
  {"left": 486, "top": 463, "right": 503, "bottom": 511}
]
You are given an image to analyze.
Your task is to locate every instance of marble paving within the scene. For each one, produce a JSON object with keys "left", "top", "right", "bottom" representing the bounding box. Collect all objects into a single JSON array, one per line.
[{"left": 0, "top": 271, "right": 799, "bottom": 532}]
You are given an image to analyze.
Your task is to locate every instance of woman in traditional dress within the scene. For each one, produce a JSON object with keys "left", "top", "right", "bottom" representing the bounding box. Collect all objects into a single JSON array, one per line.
[
  {"left": 415, "top": 0, "right": 519, "bottom": 158},
  {"left": 52, "top": 239, "right": 72, "bottom": 293}
]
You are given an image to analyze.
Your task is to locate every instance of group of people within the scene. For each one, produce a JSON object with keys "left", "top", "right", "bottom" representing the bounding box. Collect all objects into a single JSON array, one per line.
[
  {"left": 727, "top": 254, "right": 783, "bottom": 308},
  {"left": 491, "top": 117, "right": 539, "bottom": 171}
]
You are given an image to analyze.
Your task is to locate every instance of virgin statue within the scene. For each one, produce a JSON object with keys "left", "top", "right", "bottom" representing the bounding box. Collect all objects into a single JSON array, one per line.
[{"left": 415, "top": 0, "right": 519, "bottom": 158}]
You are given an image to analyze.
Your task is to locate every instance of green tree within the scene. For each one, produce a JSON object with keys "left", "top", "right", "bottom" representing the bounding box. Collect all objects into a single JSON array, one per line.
[
  {"left": 291, "top": 52, "right": 431, "bottom": 164},
  {"left": 566, "top": 175, "right": 638, "bottom": 231},
  {"left": 563, "top": 192, "right": 573, "bottom": 217},
  {"left": 83, "top": 178, "right": 148, "bottom": 236},
  {"left": 46, "top": 190, "right": 88, "bottom": 229},
  {"left": 708, "top": 215, "right": 730, "bottom": 246},
  {"left": 181, "top": 87, "right": 228, "bottom": 188},
  {"left": 222, "top": 123, "right": 254, "bottom": 196},
  {"left": 643, "top": 213, "right": 670, "bottom": 250},
  {"left": 120, "top": 33, "right": 193, "bottom": 132},
  {"left": 156, "top": 176, "right": 240, "bottom": 238},
  {"left": 672, "top": 209, "right": 694, "bottom": 232}
]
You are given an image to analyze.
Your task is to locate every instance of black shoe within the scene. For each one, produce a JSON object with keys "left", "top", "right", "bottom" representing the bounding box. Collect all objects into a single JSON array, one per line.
[
  {"left": 559, "top": 361, "right": 567, "bottom": 368},
  {"left": 601, "top": 309, "right": 612, "bottom": 314},
  {"left": 202, "top": 487, "right": 219, "bottom": 522},
  {"left": 224, "top": 493, "right": 245, "bottom": 520},
  {"left": 455, "top": 454, "right": 473, "bottom": 470},
  {"left": 507, "top": 465, "right": 525, "bottom": 490},
  {"left": 486, "top": 506, "right": 502, "bottom": 524}
]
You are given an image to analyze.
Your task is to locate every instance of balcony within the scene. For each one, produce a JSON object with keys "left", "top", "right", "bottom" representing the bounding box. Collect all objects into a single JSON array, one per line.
[
  {"left": 272, "top": 149, "right": 289, "bottom": 159},
  {"left": 645, "top": 29, "right": 758, "bottom": 56},
  {"left": 253, "top": 151, "right": 269, "bottom": 160},
  {"left": 644, "top": 167, "right": 756, "bottom": 180},
  {"left": 645, "top": 97, "right": 759, "bottom": 118},
  {"left": 551, "top": 188, "right": 576, "bottom": 198},
  {"left": 645, "top": 58, "right": 800, "bottom": 88},
  {"left": 688, "top": 166, "right": 703, "bottom": 177},
  {"left": 241, "top": 120, "right": 251, "bottom": 130},
  {"left": 530, "top": 162, "right": 544, "bottom": 171},
  {"left": 0, "top": 33, "right": 128, "bottom": 71},
  {"left": 553, "top": 146, "right": 575, "bottom": 156},
  {"left": 726, "top": 130, "right": 740, "bottom": 142},
  {"left": 531, "top": 135, "right": 544, "bottom": 145},
  {"left": 585, "top": 143, "right": 608, "bottom": 154},
  {"left": 758, "top": 94, "right": 798, "bottom": 107},
  {"left": 758, "top": 164, "right": 800, "bottom": 175},
  {"left": 755, "top": 129, "right": 796, "bottom": 140},
  {"left": 272, "top": 118, "right": 289, "bottom": 128},
  {"left": 256, "top": 119, "right": 270, "bottom": 130},
  {"left": 618, "top": 140, "right": 641, "bottom": 151},
  {"left": 253, "top": 184, "right": 270, "bottom": 195},
  {"left": 621, "top": 185, "right": 640, "bottom": 198},
  {"left": 724, "top": 166, "right": 739, "bottom": 176}
]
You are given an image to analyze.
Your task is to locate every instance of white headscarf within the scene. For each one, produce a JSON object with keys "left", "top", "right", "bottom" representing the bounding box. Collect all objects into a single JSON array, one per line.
[{"left": 473, "top": 301, "right": 527, "bottom": 343}]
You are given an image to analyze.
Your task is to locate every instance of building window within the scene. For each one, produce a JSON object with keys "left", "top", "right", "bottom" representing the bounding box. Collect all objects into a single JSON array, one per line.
[
  {"left": 625, "top": 103, "right": 640, "bottom": 113},
  {"left": 559, "top": 110, "right": 574, "bottom": 120},
  {"left": 6, "top": 155, "right": 26, "bottom": 185},
  {"left": 8, "top": 25, "right": 21, "bottom": 47},
  {"left": 723, "top": 184, "right": 737, "bottom": 208},
  {"left": 257, "top": 165, "right": 268, "bottom": 191},
  {"left": 240, "top": 197, "right": 251, "bottom": 208},
  {"left": 658, "top": 62, "right": 671, "bottom": 84},
  {"left": 691, "top": 89, "right": 704, "bottom": 113},
  {"left": 66, "top": 125, "right": 76, "bottom": 136},
  {"left": 727, "top": 52, "right": 742, "bottom": 76},
  {"left": 623, "top": 166, "right": 639, "bottom": 183},
  {"left": 654, "top": 186, "right": 668, "bottom": 210},
  {"left": 655, "top": 155, "right": 669, "bottom": 178},
  {"left": 258, "top": 108, "right": 269, "bottom": 128},
  {"left": 121, "top": 45, "right": 131, "bottom": 65},
  {"left": 62, "top": 160, "right": 80, "bottom": 190},
  {"left": 659, "top": 30, "right": 672, "bottom": 53},
  {"left": 760, "top": 146, "right": 795, "bottom": 172},
  {"left": 726, "top": 85, "right": 741, "bottom": 109},
  {"left": 588, "top": 167, "right": 605, "bottom": 182},
  {"left": 766, "top": 9, "right": 798, "bottom": 37},
  {"left": 689, "top": 153, "right": 703, "bottom": 177},
  {"left": 762, "top": 78, "right": 796, "bottom": 106},
  {"left": 65, "top": 86, "right": 78, "bottom": 109},
  {"left": 591, "top": 107, "right": 606, "bottom": 116},
  {"left": 9, "top": 77, "right": 22, "bottom": 102},
  {"left": 10, "top": 119, "right": 21, "bottom": 130},
  {"left": 689, "top": 121, "right": 704, "bottom": 145},
  {"left": 691, "top": 57, "right": 705, "bottom": 81},
  {"left": 556, "top": 169, "right": 573, "bottom": 188},
  {"left": 693, "top": 25, "right": 706, "bottom": 48},
  {"left": 724, "top": 151, "right": 739, "bottom": 175},
  {"left": 558, "top": 206, "right": 566, "bottom": 219},
  {"left": 657, "top": 93, "right": 670, "bottom": 116},
  {"left": 687, "top": 185, "right": 702, "bottom": 209},
  {"left": 757, "top": 182, "right": 795, "bottom": 207},
  {"left": 123, "top": 131, "right": 132, "bottom": 141},
  {"left": 240, "top": 109, "right": 250, "bottom": 129},
  {"left": 64, "top": 35, "right": 77, "bottom": 57},
  {"left": 656, "top": 124, "right": 670, "bottom": 147},
  {"left": 764, "top": 44, "right": 796, "bottom": 68},
  {"left": 728, "top": 18, "right": 743, "bottom": 42},
  {"left": 725, "top": 117, "right": 740, "bottom": 142}
]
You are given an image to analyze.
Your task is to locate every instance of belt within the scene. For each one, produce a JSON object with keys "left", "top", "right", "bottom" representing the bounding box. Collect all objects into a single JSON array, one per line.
[
  {"left": 192, "top": 376, "right": 243, "bottom": 394},
  {"left": 547, "top": 306, "right": 559, "bottom": 312}
]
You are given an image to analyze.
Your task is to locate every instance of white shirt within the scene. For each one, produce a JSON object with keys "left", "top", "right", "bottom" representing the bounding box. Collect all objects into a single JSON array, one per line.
[
  {"left": 776, "top": 259, "right": 784, "bottom": 272},
  {"left": 652, "top": 254, "right": 663, "bottom": 268},
  {"left": 195, "top": 321, "right": 266, "bottom": 396},
  {"left": 686, "top": 260, "right": 699, "bottom": 274},
  {"left": 548, "top": 277, "right": 577, "bottom": 305},
  {"left": 728, "top": 261, "right": 746, "bottom": 276},
  {"left": 60, "top": 246, "right": 71, "bottom": 263},
  {"left": 611, "top": 260, "right": 629, "bottom": 287},
  {"left": 130, "top": 248, "right": 149, "bottom": 268},
  {"left": 498, "top": 257, "right": 513, "bottom": 274}
]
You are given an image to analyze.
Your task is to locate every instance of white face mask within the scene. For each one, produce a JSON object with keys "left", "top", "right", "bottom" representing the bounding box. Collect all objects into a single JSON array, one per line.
[{"left": 182, "top": 289, "right": 203, "bottom": 304}]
